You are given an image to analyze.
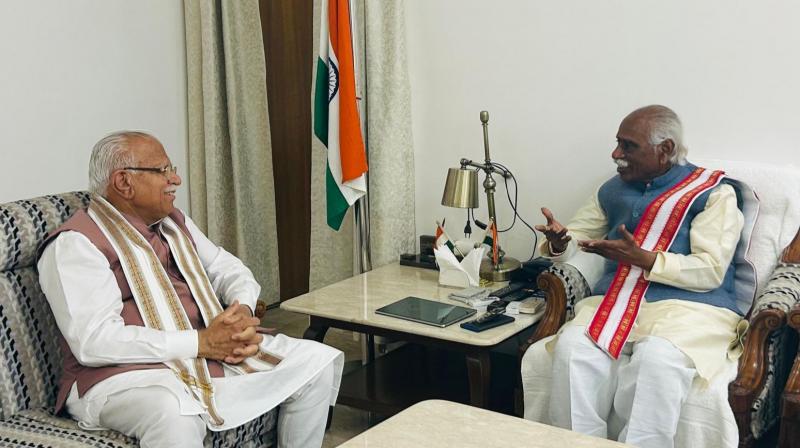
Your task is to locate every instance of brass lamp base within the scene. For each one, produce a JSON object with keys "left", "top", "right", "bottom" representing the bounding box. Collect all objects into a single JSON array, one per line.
[{"left": 479, "top": 256, "right": 521, "bottom": 282}]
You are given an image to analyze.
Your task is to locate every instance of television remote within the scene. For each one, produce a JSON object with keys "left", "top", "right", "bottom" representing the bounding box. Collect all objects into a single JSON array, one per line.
[
  {"left": 489, "top": 282, "right": 528, "bottom": 298},
  {"left": 473, "top": 307, "right": 506, "bottom": 324},
  {"left": 503, "top": 289, "right": 532, "bottom": 301}
]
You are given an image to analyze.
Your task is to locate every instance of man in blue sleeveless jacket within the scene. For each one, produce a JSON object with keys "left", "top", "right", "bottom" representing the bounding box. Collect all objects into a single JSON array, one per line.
[{"left": 530, "top": 105, "right": 744, "bottom": 447}]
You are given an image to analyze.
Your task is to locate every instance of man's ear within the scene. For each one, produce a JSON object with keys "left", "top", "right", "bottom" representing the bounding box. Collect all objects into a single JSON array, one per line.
[
  {"left": 110, "top": 170, "right": 135, "bottom": 199},
  {"left": 658, "top": 139, "right": 676, "bottom": 164}
]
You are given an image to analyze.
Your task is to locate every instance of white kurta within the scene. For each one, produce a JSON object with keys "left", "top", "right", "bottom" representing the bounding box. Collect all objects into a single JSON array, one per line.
[
  {"left": 540, "top": 183, "right": 745, "bottom": 382},
  {"left": 38, "top": 213, "right": 343, "bottom": 432},
  {"left": 523, "top": 182, "right": 746, "bottom": 447}
]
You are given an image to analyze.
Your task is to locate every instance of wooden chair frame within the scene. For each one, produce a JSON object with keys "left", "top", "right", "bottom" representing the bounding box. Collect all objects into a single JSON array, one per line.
[{"left": 779, "top": 230, "right": 800, "bottom": 448}]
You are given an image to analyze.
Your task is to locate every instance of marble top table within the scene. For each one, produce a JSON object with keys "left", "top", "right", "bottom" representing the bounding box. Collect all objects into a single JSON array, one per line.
[
  {"left": 339, "top": 400, "right": 631, "bottom": 448},
  {"left": 281, "top": 263, "right": 542, "bottom": 412}
]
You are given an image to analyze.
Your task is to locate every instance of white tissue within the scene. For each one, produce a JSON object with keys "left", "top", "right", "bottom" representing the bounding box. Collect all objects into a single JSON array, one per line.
[{"left": 434, "top": 245, "right": 485, "bottom": 288}]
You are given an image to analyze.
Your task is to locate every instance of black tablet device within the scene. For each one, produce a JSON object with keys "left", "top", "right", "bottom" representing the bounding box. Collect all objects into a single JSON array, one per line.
[{"left": 375, "top": 296, "right": 476, "bottom": 328}]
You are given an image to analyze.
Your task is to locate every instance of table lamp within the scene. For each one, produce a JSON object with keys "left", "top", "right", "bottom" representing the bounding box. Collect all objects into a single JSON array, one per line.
[{"left": 441, "top": 111, "right": 521, "bottom": 282}]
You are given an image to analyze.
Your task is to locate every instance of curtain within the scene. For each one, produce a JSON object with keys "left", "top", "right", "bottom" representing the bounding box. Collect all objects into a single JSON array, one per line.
[
  {"left": 184, "top": 0, "right": 280, "bottom": 304},
  {"left": 309, "top": 0, "right": 416, "bottom": 291},
  {"left": 363, "top": 0, "right": 416, "bottom": 267}
]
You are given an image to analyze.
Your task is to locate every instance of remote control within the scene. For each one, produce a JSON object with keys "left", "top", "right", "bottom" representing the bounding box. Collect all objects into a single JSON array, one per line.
[
  {"left": 502, "top": 289, "right": 530, "bottom": 301},
  {"left": 472, "top": 307, "right": 506, "bottom": 324},
  {"left": 489, "top": 282, "right": 527, "bottom": 298}
]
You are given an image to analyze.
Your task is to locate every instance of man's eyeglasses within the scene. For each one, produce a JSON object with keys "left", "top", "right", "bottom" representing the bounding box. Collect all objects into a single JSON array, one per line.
[{"left": 123, "top": 165, "right": 178, "bottom": 176}]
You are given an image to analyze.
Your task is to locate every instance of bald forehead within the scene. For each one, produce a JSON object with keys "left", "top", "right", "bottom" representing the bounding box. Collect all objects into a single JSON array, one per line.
[
  {"left": 128, "top": 135, "right": 168, "bottom": 163},
  {"left": 618, "top": 111, "right": 653, "bottom": 139}
]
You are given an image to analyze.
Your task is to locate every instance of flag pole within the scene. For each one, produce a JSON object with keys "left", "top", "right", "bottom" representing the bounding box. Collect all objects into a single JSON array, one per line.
[{"left": 351, "top": 0, "right": 372, "bottom": 275}]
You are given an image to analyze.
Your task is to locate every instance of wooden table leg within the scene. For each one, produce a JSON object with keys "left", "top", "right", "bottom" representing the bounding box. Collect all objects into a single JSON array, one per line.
[
  {"left": 465, "top": 350, "right": 491, "bottom": 408},
  {"left": 303, "top": 317, "right": 330, "bottom": 342}
]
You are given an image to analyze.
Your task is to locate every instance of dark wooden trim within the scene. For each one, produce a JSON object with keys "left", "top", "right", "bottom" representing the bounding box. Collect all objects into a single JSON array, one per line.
[
  {"left": 780, "top": 308, "right": 800, "bottom": 448},
  {"left": 779, "top": 228, "right": 800, "bottom": 448},
  {"left": 730, "top": 308, "right": 785, "bottom": 448},
  {"left": 259, "top": 0, "right": 314, "bottom": 301},
  {"left": 465, "top": 350, "right": 492, "bottom": 408},
  {"left": 517, "top": 271, "right": 569, "bottom": 360},
  {"left": 782, "top": 228, "right": 800, "bottom": 264}
]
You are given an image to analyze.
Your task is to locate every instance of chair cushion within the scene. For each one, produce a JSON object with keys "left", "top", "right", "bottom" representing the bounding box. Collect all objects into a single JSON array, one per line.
[
  {"left": 0, "top": 192, "right": 90, "bottom": 420},
  {"left": 0, "top": 408, "right": 136, "bottom": 448},
  {"left": 694, "top": 159, "right": 800, "bottom": 297},
  {"left": 0, "top": 192, "right": 91, "bottom": 271},
  {"left": 0, "top": 407, "right": 277, "bottom": 448}
]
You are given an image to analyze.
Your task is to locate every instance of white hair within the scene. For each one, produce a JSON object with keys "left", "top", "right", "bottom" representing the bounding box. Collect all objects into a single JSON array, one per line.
[
  {"left": 634, "top": 105, "right": 689, "bottom": 165},
  {"left": 88, "top": 131, "right": 153, "bottom": 195}
]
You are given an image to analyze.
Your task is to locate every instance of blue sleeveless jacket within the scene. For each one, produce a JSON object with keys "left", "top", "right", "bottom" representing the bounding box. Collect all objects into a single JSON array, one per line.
[{"left": 593, "top": 163, "right": 741, "bottom": 315}]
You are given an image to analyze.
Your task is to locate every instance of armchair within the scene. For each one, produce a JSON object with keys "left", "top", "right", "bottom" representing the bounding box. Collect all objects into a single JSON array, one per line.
[
  {"left": 520, "top": 160, "right": 800, "bottom": 447},
  {"left": 0, "top": 192, "right": 276, "bottom": 447},
  {"left": 780, "top": 278, "right": 800, "bottom": 448}
]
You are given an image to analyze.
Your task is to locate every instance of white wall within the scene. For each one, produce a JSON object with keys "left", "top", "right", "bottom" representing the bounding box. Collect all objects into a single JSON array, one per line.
[
  {"left": 406, "top": 0, "right": 800, "bottom": 261},
  {"left": 0, "top": 0, "right": 188, "bottom": 210}
]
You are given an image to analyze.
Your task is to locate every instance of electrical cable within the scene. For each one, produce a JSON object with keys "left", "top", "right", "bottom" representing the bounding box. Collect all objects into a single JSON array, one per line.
[{"left": 489, "top": 161, "right": 539, "bottom": 261}]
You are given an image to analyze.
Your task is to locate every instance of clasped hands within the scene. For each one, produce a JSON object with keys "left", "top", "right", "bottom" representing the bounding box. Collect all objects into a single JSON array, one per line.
[
  {"left": 535, "top": 207, "right": 656, "bottom": 271},
  {"left": 198, "top": 301, "right": 263, "bottom": 364}
]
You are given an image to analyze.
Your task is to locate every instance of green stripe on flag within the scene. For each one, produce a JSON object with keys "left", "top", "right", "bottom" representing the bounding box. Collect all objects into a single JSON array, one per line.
[
  {"left": 313, "top": 57, "right": 329, "bottom": 145},
  {"left": 326, "top": 163, "right": 349, "bottom": 230}
]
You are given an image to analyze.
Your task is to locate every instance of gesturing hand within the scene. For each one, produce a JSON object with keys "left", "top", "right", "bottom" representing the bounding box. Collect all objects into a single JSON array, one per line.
[
  {"left": 534, "top": 207, "right": 571, "bottom": 254},
  {"left": 578, "top": 224, "right": 656, "bottom": 270}
]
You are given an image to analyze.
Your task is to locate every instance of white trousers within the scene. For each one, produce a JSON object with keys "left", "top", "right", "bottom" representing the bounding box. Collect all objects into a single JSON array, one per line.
[
  {"left": 550, "top": 325, "right": 696, "bottom": 448},
  {"left": 97, "top": 363, "right": 335, "bottom": 448}
]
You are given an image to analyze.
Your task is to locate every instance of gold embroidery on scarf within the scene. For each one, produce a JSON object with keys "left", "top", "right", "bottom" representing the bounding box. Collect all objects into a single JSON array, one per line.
[
  {"left": 90, "top": 201, "right": 163, "bottom": 330},
  {"left": 161, "top": 223, "right": 220, "bottom": 320},
  {"left": 193, "top": 358, "right": 224, "bottom": 426},
  {"left": 90, "top": 197, "right": 223, "bottom": 426}
]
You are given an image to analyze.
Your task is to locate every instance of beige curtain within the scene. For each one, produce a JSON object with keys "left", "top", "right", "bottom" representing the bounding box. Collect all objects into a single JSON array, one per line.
[
  {"left": 184, "top": 0, "right": 280, "bottom": 304},
  {"left": 363, "top": 0, "right": 416, "bottom": 267},
  {"left": 309, "top": 0, "right": 415, "bottom": 291}
]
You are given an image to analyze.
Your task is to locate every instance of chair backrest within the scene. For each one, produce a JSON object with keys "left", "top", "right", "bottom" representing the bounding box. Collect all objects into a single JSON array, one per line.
[
  {"left": 0, "top": 192, "right": 90, "bottom": 419},
  {"left": 695, "top": 159, "right": 800, "bottom": 311}
]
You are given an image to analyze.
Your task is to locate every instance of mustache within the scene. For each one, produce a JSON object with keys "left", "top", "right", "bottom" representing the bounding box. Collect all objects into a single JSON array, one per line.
[{"left": 614, "top": 159, "right": 629, "bottom": 168}]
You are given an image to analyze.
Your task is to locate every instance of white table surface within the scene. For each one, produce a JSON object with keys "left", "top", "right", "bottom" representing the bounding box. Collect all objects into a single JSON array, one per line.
[
  {"left": 280, "top": 264, "right": 541, "bottom": 346},
  {"left": 339, "top": 400, "right": 631, "bottom": 447}
]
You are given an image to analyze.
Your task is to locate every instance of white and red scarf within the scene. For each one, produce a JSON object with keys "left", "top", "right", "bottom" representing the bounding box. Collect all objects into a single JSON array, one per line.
[{"left": 586, "top": 167, "right": 726, "bottom": 358}]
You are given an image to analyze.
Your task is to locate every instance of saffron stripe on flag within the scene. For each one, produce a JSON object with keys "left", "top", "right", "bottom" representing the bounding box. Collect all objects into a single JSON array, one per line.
[{"left": 313, "top": 0, "right": 369, "bottom": 230}]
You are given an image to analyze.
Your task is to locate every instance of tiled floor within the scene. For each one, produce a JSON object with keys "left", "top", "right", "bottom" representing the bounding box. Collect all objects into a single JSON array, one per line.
[{"left": 261, "top": 307, "right": 372, "bottom": 447}]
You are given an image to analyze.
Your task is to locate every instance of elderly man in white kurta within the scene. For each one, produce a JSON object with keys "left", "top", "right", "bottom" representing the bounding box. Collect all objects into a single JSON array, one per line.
[
  {"left": 37, "top": 131, "right": 343, "bottom": 448},
  {"left": 524, "top": 105, "right": 745, "bottom": 448}
]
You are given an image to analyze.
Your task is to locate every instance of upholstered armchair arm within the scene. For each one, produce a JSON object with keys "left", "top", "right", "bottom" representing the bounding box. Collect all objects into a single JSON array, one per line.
[
  {"left": 255, "top": 300, "right": 268, "bottom": 319},
  {"left": 732, "top": 228, "right": 800, "bottom": 446},
  {"left": 779, "top": 305, "right": 800, "bottom": 447},
  {"left": 778, "top": 229, "right": 800, "bottom": 447},
  {"left": 518, "top": 262, "right": 591, "bottom": 358}
]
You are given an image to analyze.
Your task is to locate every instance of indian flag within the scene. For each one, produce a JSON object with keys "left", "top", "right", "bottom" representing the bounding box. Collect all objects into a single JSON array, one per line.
[
  {"left": 481, "top": 219, "right": 499, "bottom": 265},
  {"left": 313, "top": 0, "right": 369, "bottom": 231},
  {"left": 435, "top": 224, "right": 455, "bottom": 252}
]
